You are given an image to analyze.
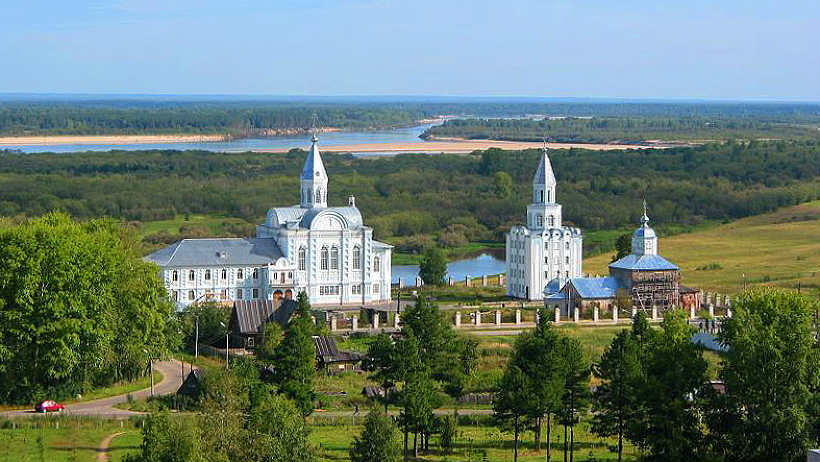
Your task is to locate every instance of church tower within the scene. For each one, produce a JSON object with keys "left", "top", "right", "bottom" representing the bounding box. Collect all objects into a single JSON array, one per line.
[
  {"left": 300, "top": 134, "right": 328, "bottom": 208},
  {"left": 631, "top": 201, "right": 658, "bottom": 255},
  {"left": 526, "top": 148, "right": 562, "bottom": 230}
]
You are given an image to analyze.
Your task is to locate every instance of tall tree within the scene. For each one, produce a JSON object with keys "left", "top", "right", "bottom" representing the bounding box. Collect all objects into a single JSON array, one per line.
[
  {"left": 418, "top": 247, "right": 447, "bottom": 286},
  {"left": 494, "top": 364, "right": 534, "bottom": 462},
  {"left": 272, "top": 291, "right": 316, "bottom": 417},
  {"left": 591, "top": 329, "right": 642, "bottom": 462},
  {"left": 494, "top": 171, "right": 514, "bottom": 198},
  {"left": 556, "top": 337, "right": 591, "bottom": 462},
  {"left": 350, "top": 409, "right": 402, "bottom": 462},
  {"left": 611, "top": 233, "right": 632, "bottom": 262},
  {"left": 707, "top": 289, "right": 820, "bottom": 462}
]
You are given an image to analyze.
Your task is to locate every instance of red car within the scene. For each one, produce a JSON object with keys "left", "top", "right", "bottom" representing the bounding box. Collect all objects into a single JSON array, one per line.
[{"left": 35, "top": 400, "right": 65, "bottom": 413}]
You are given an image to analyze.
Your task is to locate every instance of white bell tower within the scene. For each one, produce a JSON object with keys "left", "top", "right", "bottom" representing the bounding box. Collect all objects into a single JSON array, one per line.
[{"left": 300, "top": 134, "right": 328, "bottom": 208}]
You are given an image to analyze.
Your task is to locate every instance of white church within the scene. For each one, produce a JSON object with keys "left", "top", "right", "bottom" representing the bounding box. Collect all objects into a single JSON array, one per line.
[
  {"left": 506, "top": 149, "right": 584, "bottom": 300},
  {"left": 146, "top": 134, "right": 393, "bottom": 308}
]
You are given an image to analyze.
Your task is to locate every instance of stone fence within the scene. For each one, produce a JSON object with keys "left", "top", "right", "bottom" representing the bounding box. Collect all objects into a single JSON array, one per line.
[{"left": 395, "top": 274, "right": 505, "bottom": 289}]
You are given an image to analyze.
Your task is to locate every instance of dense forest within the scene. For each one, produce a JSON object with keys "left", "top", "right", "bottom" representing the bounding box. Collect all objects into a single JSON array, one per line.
[
  {"left": 422, "top": 116, "right": 820, "bottom": 144},
  {"left": 2, "top": 98, "right": 820, "bottom": 136},
  {"left": 0, "top": 140, "right": 817, "bottom": 256}
]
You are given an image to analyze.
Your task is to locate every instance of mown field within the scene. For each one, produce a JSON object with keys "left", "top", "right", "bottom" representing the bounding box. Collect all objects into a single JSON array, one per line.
[{"left": 584, "top": 200, "right": 820, "bottom": 297}]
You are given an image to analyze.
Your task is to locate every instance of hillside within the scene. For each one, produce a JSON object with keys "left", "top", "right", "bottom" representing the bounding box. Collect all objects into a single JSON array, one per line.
[{"left": 583, "top": 201, "right": 820, "bottom": 296}]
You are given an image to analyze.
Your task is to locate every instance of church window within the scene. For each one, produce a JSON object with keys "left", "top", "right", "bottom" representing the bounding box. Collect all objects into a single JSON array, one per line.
[
  {"left": 188, "top": 270, "right": 195, "bottom": 281},
  {"left": 352, "top": 284, "right": 361, "bottom": 295},
  {"left": 237, "top": 288, "right": 243, "bottom": 299},
  {"left": 545, "top": 256, "right": 548, "bottom": 264},
  {"left": 315, "top": 189, "right": 322, "bottom": 203},
  {"left": 172, "top": 290, "right": 178, "bottom": 301},
  {"left": 547, "top": 190, "right": 551, "bottom": 202},
  {"left": 566, "top": 256, "right": 570, "bottom": 265},
  {"left": 566, "top": 271, "right": 569, "bottom": 279},
  {"left": 565, "top": 242, "right": 570, "bottom": 250},
  {"left": 204, "top": 269, "right": 211, "bottom": 281},
  {"left": 220, "top": 289, "right": 227, "bottom": 300},
  {"left": 221, "top": 269, "right": 227, "bottom": 280},
  {"left": 252, "top": 268, "right": 259, "bottom": 279},
  {"left": 298, "top": 247, "right": 306, "bottom": 271},
  {"left": 352, "top": 246, "right": 361, "bottom": 270},
  {"left": 321, "top": 247, "right": 329, "bottom": 270},
  {"left": 373, "top": 283, "right": 380, "bottom": 295},
  {"left": 237, "top": 269, "right": 244, "bottom": 279},
  {"left": 549, "top": 215, "right": 555, "bottom": 227},
  {"left": 374, "top": 256, "right": 380, "bottom": 273},
  {"left": 172, "top": 270, "right": 178, "bottom": 282},
  {"left": 539, "top": 190, "right": 544, "bottom": 202},
  {"left": 536, "top": 214, "right": 543, "bottom": 227},
  {"left": 330, "top": 247, "right": 339, "bottom": 270},
  {"left": 188, "top": 290, "right": 195, "bottom": 301},
  {"left": 252, "top": 288, "right": 259, "bottom": 299},
  {"left": 545, "top": 271, "right": 549, "bottom": 279}
]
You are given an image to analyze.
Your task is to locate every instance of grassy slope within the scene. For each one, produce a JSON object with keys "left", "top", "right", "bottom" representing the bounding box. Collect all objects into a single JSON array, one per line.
[
  {"left": 0, "top": 420, "right": 141, "bottom": 462},
  {"left": 583, "top": 200, "right": 820, "bottom": 296}
]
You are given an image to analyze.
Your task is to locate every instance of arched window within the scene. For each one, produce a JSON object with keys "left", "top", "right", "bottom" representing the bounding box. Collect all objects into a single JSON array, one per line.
[
  {"left": 539, "top": 190, "right": 544, "bottom": 202},
  {"left": 330, "top": 247, "right": 339, "bottom": 270},
  {"left": 373, "top": 256, "right": 381, "bottom": 273},
  {"left": 298, "top": 247, "right": 306, "bottom": 271},
  {"left": 352, "top": 246, "right": 361, "bottom": 270},
  {"left": 221, "top": 269, "right": 227, "bottom": 280},
  {"left": 315, "top": 189, "right": 322, "bottom": 203},
  {"left": 536, "top": 214, "right": 543, "bottom": 227},
  {"left": 549, "top": 215, "right": 555, "bottom": 227},
  {"left": 188, "top": 270, "right": 195, "bottom": 281},
  {"left": 236, "top": 288, "right": 243, "bottom": 299},
  {"left": 172, "top": 290, "right": 179, "bottom": 301},
  {"left": 252, "top": 268, "right": 259, "bottom": 279},
  {"left": 237, "top": 269, "right": 244, "bottom": 279},
  {"left": 188, "top": 290, "right": 195, "bottom": 301},
  {"left": 565, "top": 242, "right": 570, "bottom": 250},
  {"left": 172, "top": 270, "right": 178, "bottom": 282},
  {"left": 321, "top": 247, "right": 329, "bottom": 270},
  {"left": 205, "top": 269, "right": 211, "bottom": 280},
  {"left": 547, "top": 189, "right": 551, "bottom": 202}
]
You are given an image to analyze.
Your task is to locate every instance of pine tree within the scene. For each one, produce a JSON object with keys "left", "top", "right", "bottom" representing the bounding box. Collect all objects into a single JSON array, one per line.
[
  {"left": 494, "top": 364, "right": 534, "bottom": 462},
  {"left": 272, "top": 291, "right": 316, "bottom": 417},
  {"left": 349, "top": 409, "right": 402, "bottom": 462}
]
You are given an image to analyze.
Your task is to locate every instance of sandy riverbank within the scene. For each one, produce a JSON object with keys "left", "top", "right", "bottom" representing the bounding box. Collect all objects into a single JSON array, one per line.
[
  {"left": 0, "top": 134, "right": 228, "bottom": 146},
  {"left": 254, "top": 139, "right": 654, "bottom": 154}
]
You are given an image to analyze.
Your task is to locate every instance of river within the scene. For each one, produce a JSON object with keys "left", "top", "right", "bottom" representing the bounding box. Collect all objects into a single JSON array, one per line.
[
  {"left": 391, "top": 252, "right": 505, "bottom": 285},
  {"left": 6, "top": 123, "right": 440, "bottom": 154}
]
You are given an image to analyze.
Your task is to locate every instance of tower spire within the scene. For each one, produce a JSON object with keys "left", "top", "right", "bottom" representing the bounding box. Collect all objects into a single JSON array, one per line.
[
  {"left": 300, "top": 122, "right": 328, "bottom": 208},
  {"left": 532, "top": 144, "right": 556, "bottom": 204}
]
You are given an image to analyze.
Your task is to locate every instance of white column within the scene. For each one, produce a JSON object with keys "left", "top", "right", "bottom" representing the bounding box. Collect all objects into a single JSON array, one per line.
[
  {"left": 330, "top": 316, "right": 337, "bottom": 331},
  {"left": 372, "top": 313, "right": 379, "bottom": 330},
  {"left": 495, "top": 310, "right": 502, "bottom": 326},
  {"left": 613, "top": 306, "right": 618, "bottom": 322},
  {"left": 593, "top": 306, "right": 599, "bottom": 323},
  {"left": 465, "top": 276, "right": 471, "bottom": 287},
  {"left": 515, "top": 309, "right": 521, "bottom": 325},
  {"left": 475, "top": 311, "right": 481, "bottom": 326},
  {"left": 555, "top": 306, "right": 560, "bottom": 323},
  {"left": 690, "top": 305, "right": 696, "bottom": 319},
  {"left": 482, "top": 275, "right": 488, "bottom": 287},
  {"left": 708, "top": 304, "right": 715, "bottom": 318},
  {"left": 394, "top": 313, "right": 400, "bottom": 328},
  {"left": 727, "top": 307, "right": 733, "bottom": 318},
  {"left": 351, "top": 316, "right": 358, "bottom": 331},
  {"left": 455, "top": 311, "right": 461, "bottom": 328},
  {"left": 573, "top": 307, "right": 580, "bottom": 323},
  {"left": 651, "top": 306, "right": 658, "bottom": 321}
]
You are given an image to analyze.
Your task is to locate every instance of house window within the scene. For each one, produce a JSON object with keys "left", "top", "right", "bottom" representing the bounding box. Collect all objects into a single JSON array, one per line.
[
  {"left": 237, "top": 288, "right": 243, "bottom": 299},
  {"left": 536, "top": 214, "right": 543, "bottom": 227},
  {"left": 172, "top": 290, "right": 179, "bottom": 301},
  {"left": 172, "top": 270, "right": 178, "bottom": 282},
  {"left": 565, "top": 242, "right": 570, "bottom": 250},
  {"left": 373, "top": 283, "right": 380, "bottom": 295},
  {"left": 252, "top": 288, "right": 259, "bottom": 299},
  {"left": 353, "top": 246, "right": 361, "bottom": 270},
  {"left": 549, "top": 215, "right": 555, "bottom": 227},
  {"left": 352, "top": 284, "right": 362, "bottom": 295},
  {"left": 221, "top": 269, "right": 227, "bottom": 280},
  {"left": 315, "top": 189, "right": 321, "bottom": 203},
  {"left": 220, "top": 289, "right": 227, "bottom": 300},
  {"left": 188, "top": 270, "right": 195, "bottom": 281},
  {"left": 252, "top": 268, "right": 259, "bottom": 279},
  {"left": 330, "top": 247, "right": 339, "bottom": 270},
  {"left": 566, "top": 256, "right": 570, "bottom": 265},
  {"left": 298, "top": 247, "right": 306, "bottom": 271},
  {"left": 188, "top": 290, "right": 195, "bottom": 301},
  {"left": 545, "top": 256, "right": 549, "bottom": 264},
  {"left": 321, "top": 247, "right": 329, "bottom": 270},
  {"left": 204, "top": 269, "right": 211, "bottom": 281},
  {"left": 373, "top": 256, "right": 380, "bottom": 273},
  {"left": 288, "top": 272, "right": 293, "bottom": 279},
  {"left": 247, "top": 337, "right": 255, "bottom": 348},
  {"left": 237, "top": 269, "right": 244, "bottom": 279},
  {"left": 319, "top": 286, "right": 340, "bottom": 296}
]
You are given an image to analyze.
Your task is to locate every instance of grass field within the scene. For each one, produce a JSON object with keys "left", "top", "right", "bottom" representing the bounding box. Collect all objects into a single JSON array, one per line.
[
  {"left": 0, "top": 418, "right": 142, "bottom": 462},
  {"left": 584, "top": 200, "right": 820, "bottom": 297}
]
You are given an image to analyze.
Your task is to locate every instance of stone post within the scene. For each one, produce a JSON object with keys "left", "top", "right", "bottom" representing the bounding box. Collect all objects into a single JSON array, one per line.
[
  {"left": 703, "top": 291, "right": 710, "bottom": 307},
  {"left": 727, "top": 307, "right": 733, "bottom": 318},
  {"left": 310, "top": 315, "right": 316, "bottom": 325},
  {"left": 651, "top": 305, "right": 658, "bottom": 321},
  {"left": 330, "top": 316, "right": 337, "bottom": 331},
  {"left": 448, "top": 277, "right": 454, "bottom": 287},
  {"left": 573, "top": 307, "right": 580, "bottom": 323},
  {"left": 554, "top": 306, "right": 560, "bottom": 323},
  {"left": 474, "top": 311, "right": 481, "bottom": 326},
  {"left": 708, "top": 304, "right": 714, "bottom": 318},
  {"left": 498, "top": 274, "right": 505, "bottom": 286},
  {"left": 394, "top": 313, "right": 400, "bottom": 328},
  {"left": 372, "top": 313, "right": 379, "bottom": 330},
  {"left": 515, "top": 309, "right": 521, "bottom": 325},
  {"left": 398, "top": 278, "right": 404, "bottom": 289},
  {"left": 495, "top": 310, "right": 502, "bottom": 326},
  {"left": 593, "top": 306, "right": 599, "bottom": 323},
  {"left": 351, "top": 316, "right": 358, "bottom": 331},
  {"left": 535, "top": 309, "right": 541, "bottom": 325},
  {"left": 631, "top": 307, "right": 637, "bottom": 319},
  {"left": 690, "top": 305, "right": 696, "bottom": 319},
  {"left": 613, "top": 306, "right": 619, "bottom": 322},
  {"left": 415, "top": 276, "right": 423, "bottom": 287},
  {"left": 482, "top": 275, "right": 488, "bottom": 287},
  {"left": 455, "top": 311, "right": 461, "bottom": 328},
  {"left": 465, "top": 276, "right": 471, "bottom": 287}
]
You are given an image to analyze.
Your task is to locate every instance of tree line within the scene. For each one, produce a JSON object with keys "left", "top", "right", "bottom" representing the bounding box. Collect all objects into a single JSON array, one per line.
[
  {"left": 422, "top": 116, "right": 820, "bottom": 143},
  {"left": 0, "top": 140, "right": 818, "bottom": 257}
]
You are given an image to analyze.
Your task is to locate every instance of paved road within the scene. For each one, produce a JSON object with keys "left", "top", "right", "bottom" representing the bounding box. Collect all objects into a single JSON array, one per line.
[
  {"left": 2, "top": 359, "right": 192, "bottom": 419},
  {"left": 315, "top": 408, "right": 494, "bottom": 418}
]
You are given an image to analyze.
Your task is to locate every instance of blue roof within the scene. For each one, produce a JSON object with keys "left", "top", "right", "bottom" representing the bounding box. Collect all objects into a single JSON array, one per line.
[
  {"left": 609, "top": 254, "right": 679, "bottom": 271},
  {"left": 569, "top": 277, "right": 621, "bottom": 299},
  {"left": 144, "top": 238, "right": 284, "bottom": 267}
]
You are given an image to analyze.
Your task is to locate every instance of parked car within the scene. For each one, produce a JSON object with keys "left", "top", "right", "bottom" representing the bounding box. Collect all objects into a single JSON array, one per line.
[{"left": 35, "top": 400, "right": 64, "bottom": 413}]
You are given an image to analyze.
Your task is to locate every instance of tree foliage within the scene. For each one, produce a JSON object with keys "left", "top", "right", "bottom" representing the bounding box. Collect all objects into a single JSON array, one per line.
[
  {"left": 349, "top": 409, "right": 402, "bottom": 462},
  {"left": 272, "top": 291, "right": 316, "bottom": 416},
  {"left": 418, "top": 247, "right": 447, "bottom": 286}
]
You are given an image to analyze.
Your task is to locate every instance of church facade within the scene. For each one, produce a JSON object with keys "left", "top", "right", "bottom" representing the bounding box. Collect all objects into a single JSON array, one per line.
[
  {"left": 506, "top": 149, "right": 583, "bottom": 300},
  {"left": 146, "top": 135, "right": 393, "bottom": 309}
]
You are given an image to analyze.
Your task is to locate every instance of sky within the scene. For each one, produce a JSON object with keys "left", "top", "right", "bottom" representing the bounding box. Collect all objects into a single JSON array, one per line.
[{"left": 1, "top": 0, "right": 819, "bottom": 101}]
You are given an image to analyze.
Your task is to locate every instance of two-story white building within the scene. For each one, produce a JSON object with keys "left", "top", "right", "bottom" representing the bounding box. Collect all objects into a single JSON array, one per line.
[{"left": 146, "top": 134, "right": 393, "bottom": 309}]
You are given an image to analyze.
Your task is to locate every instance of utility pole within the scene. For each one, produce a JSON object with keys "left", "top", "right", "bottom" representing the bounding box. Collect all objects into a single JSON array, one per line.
[
  {"left": 220, "top": 321, "right": 229, "bottom": 369},
  {"left": 195, "top": 316, "right": 199, "bottom": 359},
  {"left": 149, "top": 358, "right": 154, "bottom": 397}
]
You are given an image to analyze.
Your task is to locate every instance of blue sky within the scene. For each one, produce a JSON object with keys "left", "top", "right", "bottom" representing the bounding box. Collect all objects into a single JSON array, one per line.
[{"left": 1, "top": 0, "right": 818, "bottom": 100}]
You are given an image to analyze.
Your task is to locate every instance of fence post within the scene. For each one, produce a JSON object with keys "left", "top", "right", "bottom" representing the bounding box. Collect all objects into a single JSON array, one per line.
[
  {"left": 495, "top": 310, "right": 502, "bottom": 326},
  {"left": 613, "top": 306, "right": 619, "bottom": 322},
  {"left": 515, "top": 309, "right": 521, "bottom": 325},
  {"left": 330, "top": 316, "right": 337, "bottom": 331},
  {"left": 394, "top": 313, "right": 400, "bottom": 328},
  {"left": 593, "top": 306, "right": 599, "bottom": 323},
  {"left": 351, "top": 316, "right": 358, "bottom": 331},
  {"left": 573, "top": 307, "right": 580, "bottom": 323},
  {"left": 372, "top": 313, "right": 379, "bottom": 330},
  {"left": 475, "top": 311, "right": 481, "bottom": 326},
  {"left": 455, "top": 311, "right": 461, "bottom": 328},
  {"left": 651, "top": 305, "right": 658, "bottom": 321}
]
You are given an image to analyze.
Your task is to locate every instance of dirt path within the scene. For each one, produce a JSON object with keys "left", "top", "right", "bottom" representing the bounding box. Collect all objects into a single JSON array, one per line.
[{"left": 97, "top": 431, "right": 127, "bottom": 462}]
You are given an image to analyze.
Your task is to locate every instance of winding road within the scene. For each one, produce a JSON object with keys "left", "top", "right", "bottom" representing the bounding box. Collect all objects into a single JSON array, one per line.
[{"left": 1, "top": 359, "right": 193, "bottom": 419}]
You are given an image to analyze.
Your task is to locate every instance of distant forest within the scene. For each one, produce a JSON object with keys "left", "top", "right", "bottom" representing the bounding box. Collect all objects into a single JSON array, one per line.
[
  {"left": 0, "top": 140, "right": 817, "bottom": 256},
  {"left": 422, "top": 117, "right": 820, "bottom": 144},
  {"left": 2, "top": 98, "right": 820, "bottom": 136}
]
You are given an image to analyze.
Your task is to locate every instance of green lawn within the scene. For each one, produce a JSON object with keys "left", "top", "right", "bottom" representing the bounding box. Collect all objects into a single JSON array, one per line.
[{"left": 0, "top": 419, "right": 142, "bottom": 462}]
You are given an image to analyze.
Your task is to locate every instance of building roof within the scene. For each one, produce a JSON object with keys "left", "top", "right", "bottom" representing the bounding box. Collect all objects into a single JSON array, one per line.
[
  {"left": 232, "top": 299, "right": 297, "bottom": 335},
  {"left": 680, "top": 285, "right": 700, "bottom": 294},
  {"left": 544, "top": 277, "right": 565, "bottom": 295},
  {"left": 532, "top": 149, "right": 557, "bottom": 187},
  {"left": 299, "top": 206, "right": 364, "bottom": 229},
  {"left": 301, "top": 135, "right": 327, "bottom": 182},
  {"left": 609, "top": 253, "right": 679, "bottom": 271},
  {"left": 569, "top": 277, "right": 621, "bottom": 299},
  {"left": 313, "top": 336, "right": 364, "bottom": 364},
  {"left": 145, "top": 238, "right": 284, "bottom": 267},
  {"left": 372, "top": 240, "right": 393, "bottom": 249}
]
